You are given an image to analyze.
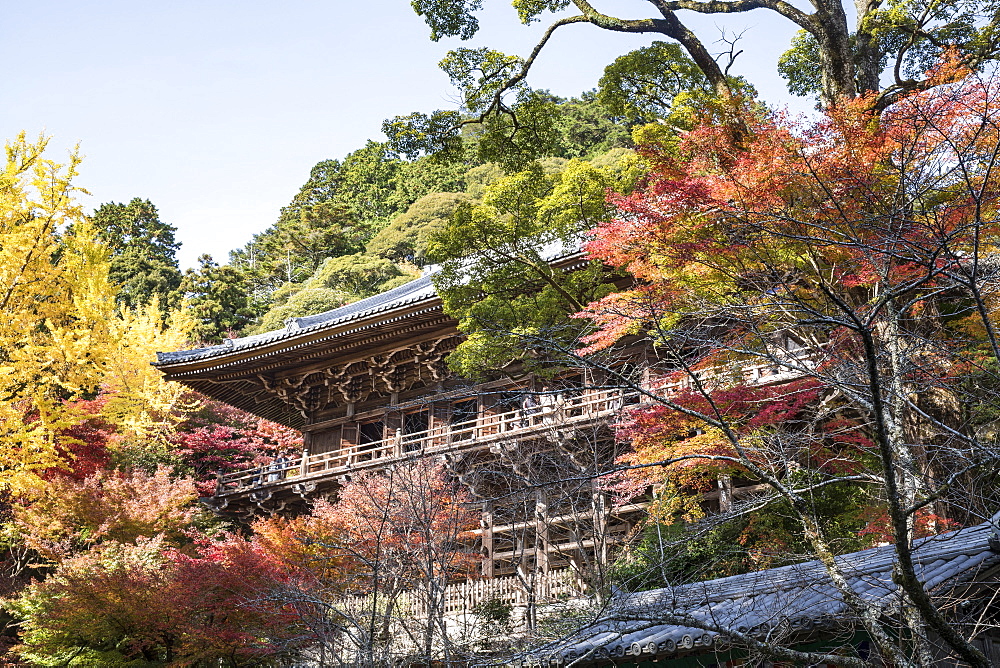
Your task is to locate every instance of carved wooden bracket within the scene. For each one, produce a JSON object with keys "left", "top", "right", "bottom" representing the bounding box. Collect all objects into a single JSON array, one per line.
[{"left": 255, "top": 335, "right": 461, "bottom": 417}]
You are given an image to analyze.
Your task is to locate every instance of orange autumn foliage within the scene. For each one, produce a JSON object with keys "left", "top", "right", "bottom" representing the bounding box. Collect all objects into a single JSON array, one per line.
[
  {"left": 582, "top": 68, "right": 1000, "bottom": 540},
  {"left": 12, "top": 467, "right": 204, "bottom": 564}
]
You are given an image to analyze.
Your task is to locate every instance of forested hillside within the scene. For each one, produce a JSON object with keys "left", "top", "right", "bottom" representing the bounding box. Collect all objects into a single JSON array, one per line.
[{"left": 169, "top": 91, "right": 639, "bottom": 343}]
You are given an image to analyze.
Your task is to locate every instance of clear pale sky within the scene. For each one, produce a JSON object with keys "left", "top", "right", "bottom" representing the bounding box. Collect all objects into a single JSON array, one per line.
[{"left": 5, "top": 1, "right": 809, "bottom": 269}]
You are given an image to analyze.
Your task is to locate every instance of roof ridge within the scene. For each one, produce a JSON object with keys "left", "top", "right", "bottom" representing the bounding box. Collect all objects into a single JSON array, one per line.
[{"left": 155, "top": 273, "right": 438, "bottom": 366}]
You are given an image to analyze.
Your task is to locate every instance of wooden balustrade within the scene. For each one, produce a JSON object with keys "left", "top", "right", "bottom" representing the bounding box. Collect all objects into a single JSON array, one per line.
[
  {"left": 216, "top": 351, "right": 818, "bottom": 497},
  {"left": 216, "top": 388, "right": 632, "bottom": 495},
  {"left": 335, "top": 568, "right": 587, "bottom": 622}
]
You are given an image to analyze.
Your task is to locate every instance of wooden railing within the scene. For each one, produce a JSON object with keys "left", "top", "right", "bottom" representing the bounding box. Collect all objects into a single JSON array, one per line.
[
  {"left": 649, "top": 352, "right": 817, "bottom": 396},
  {"left": 216, "top": 388, "right": 634, "bottom": 496},
  {"left": 337, "top": 568, "right": 587, "bottom": 621},
  {"left": 215, "top": 352, "right": 817, "bottom": 498}
]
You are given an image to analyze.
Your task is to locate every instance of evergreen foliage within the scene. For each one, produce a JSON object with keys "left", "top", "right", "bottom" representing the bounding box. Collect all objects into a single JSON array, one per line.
[
  {"left": 426, "top": 155, "right": 641, "bottom": 376},
  {"left": 216, "top": 92, "right": 642, "bottom": 334},
  {"left": 597, "top": 42, "right": 756, "bottom": 130},
  {"left": 90, "top": 198, "right": 183, "bottom": 310},
  {"left": 367, "top": 191, "right": 471, "bottom": 265},
  {"left": 179, "top": 255, "right": 255, "bottom": 344},
  {"left": 252, "top": 254, "right": 416, "bottom": 334}
]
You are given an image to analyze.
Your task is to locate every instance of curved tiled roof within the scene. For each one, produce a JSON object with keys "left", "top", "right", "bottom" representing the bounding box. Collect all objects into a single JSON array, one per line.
[
  {"left": 154, "top": 240, "right": 589, "bottom": 369},
  {"left": 530, "top": 521, "right": 1000, "bottom": 665},
  {"left": 154, "top": 274, "right": 437, "bottom": 366}
]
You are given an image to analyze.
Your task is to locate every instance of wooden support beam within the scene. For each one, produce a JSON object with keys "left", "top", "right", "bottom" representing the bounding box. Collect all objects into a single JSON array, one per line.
[
  {"left": 535, "top": 489, "right": 549, "bottom": 578},
  {"left": 592, "top": 479, "right": 608, "bottom": 570},
  {"left": 482, "top": 503, "right": 495, "bottom": 579}
]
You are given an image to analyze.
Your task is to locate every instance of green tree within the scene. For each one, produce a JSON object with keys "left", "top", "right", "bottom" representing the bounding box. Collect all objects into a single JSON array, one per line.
[
  {"left": 387, "top": 84, "right": 639, "bottom": 171},
  {"left": 230, "top": 201, "right": 365, "bottom": 299},
  {"left": 395, "top": 153, "right": 470, "bottom": 205},
  {"left": 266, "top": 141, "right": 410, "bottom": 233},
  {"left": 427, "top": 157, "right": 639, "bottom": 376},
  {"left": 548, "top": 91, "right": 634, "bottom": 158},
  {"left": 367, "top": 191, "right": 471, "bottom": 265},
  {"left": 334, "top": 140, "right": 409, "bottom": 223},
  {"left": 597, "top": 41, "right": 755, "bottom": 129},
  {"left": 179, "top": 255, "right": 255, "bottom": 343},
  {"left": 253, "top": 255, "right": 415, "bottom": 333},
  {"left": 230, "top": 142, "right": 413, "bottom": 301},
  {"left": 387, "top": 85, "right": 565, "bottom": 171},
  {"left": 390, "top": 0, "right": 1000, "bottom": 165},
  {"left": 90, "top": 198, "right": 182, "bottom": 310},
  {"left": 463, "top": 162, "right": 505, "bottom": 199}
]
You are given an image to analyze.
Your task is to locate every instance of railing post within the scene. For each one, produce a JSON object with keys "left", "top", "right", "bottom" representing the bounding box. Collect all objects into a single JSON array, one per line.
[
  {"left": 300, "top": 449, "right": 309, "bottom": 477},
  {"left": 215, "top": 471, "right": 224, "bottom": 495}
]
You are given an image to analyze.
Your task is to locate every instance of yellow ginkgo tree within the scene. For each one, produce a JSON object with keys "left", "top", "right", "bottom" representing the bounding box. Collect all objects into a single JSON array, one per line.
[
  {"left": 0, "top": 133, "right": 191, "bottom": 493},
  {"left": 99, "top": 302, "right": 195, "bottom": 448}
]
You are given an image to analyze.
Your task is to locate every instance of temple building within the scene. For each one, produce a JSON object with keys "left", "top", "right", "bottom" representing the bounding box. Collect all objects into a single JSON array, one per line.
[
  {"left": 154, "top": 270, "right": 650, "bottom": 585},
  {"left": 154, "top": 257, "right": 803, "bottom": 605}
]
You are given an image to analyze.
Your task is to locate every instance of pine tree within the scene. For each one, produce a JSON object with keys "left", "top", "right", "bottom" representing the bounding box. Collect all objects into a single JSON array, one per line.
[{"left": 91, "top": 198, "right": 182, "bottom": 310}]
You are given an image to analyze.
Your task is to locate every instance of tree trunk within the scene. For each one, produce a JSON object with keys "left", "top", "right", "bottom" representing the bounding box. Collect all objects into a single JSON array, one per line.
[
  {"left": 853, "top": 0, "right": 884, "bottom": 95},
  {"left": 651, "top": 12, "right": 737, "bottom": 103},
  {"left": 810, "top": 0, "right": 859, "bottom": 103}
]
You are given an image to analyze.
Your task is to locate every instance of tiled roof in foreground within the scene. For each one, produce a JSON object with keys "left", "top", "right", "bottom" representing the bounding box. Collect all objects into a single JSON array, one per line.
[
  {"left": 530, "top": 520, "right": 1000, "bottom": 665},
  {"left": 154, "top": 274, "right": 437, "bottom": 366}
]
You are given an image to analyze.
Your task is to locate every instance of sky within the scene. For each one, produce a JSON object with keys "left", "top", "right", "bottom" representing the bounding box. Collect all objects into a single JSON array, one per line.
[{"left": 5, "top": 1, "right": 812, "bottom": 269}]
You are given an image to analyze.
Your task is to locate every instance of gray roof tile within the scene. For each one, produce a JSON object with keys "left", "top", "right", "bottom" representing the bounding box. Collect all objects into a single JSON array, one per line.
[
  {"left": 155, "top": 274, "right": 437, "bottom": 366},
  {"left": 530, "top": 521, "right": 1000, "bottom": 665},
  {"left": 155, "top": 241, "right": 588, "bottom": 367}
]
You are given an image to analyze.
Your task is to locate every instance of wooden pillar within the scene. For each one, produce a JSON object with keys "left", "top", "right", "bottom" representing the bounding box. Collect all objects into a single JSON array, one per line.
[
  {"left": 535, "top": 489, "right": 549, "bottom": 578},
  {"left": 300, "top": 431, "right": 311, "bottom": 476},
  {"left": 719, "top": 475, "right": 734, "bottom": 513},
  {"left": 517, "top": 534, "right": 529, "bottom": 577},
  {"left": 591, "top": 480, "right": 608, "bottom": 570},
  {"left": 481, "top": 503, "right": 495, "bottom": 578}
]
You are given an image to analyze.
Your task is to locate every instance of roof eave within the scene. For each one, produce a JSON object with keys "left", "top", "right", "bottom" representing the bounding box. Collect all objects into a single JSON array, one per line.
[{"left": 154, "top": 293, "right": 443, "bottom": 375}]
